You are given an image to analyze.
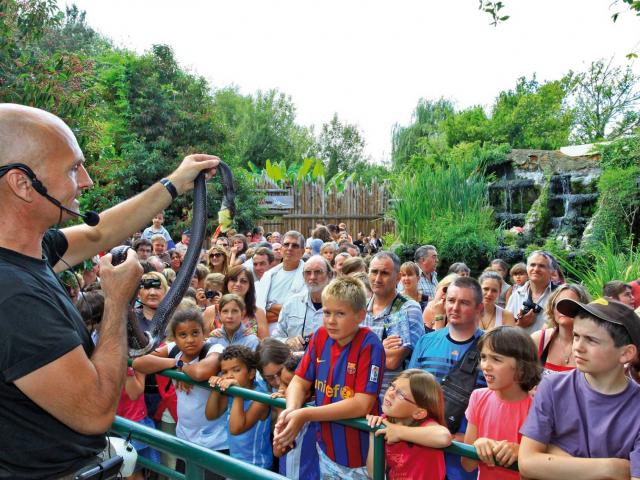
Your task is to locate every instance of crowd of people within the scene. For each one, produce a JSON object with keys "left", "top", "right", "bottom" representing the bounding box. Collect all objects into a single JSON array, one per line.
[
  {"left": 1, "top": 105, "right": 638, "bottom": 480},
  {"left": 71, "top": 218, "right": 640, "bottom": 480}
]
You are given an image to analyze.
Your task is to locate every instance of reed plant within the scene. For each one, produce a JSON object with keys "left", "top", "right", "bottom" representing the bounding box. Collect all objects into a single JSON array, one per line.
[
  {"left": 389, "top": 160, "right": 498, "bottom": 273},
  {"left": 559, "top": 235, "right": 640, "bottom": 298}
]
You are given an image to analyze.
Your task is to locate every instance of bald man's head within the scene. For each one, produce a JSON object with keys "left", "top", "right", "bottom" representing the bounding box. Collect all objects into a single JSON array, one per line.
[{"left": 0, "top": 104, "right": 82, "bottom": 170}]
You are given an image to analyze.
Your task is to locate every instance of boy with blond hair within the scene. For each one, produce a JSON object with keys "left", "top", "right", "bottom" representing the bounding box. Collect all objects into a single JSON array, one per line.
[{"left": 273, "top": 276, "right": 385, "bottom": 479}]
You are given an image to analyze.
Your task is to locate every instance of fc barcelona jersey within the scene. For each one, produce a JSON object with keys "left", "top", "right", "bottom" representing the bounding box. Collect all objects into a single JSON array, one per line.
[{"left": 296, "top": 326, "right": 385, "bottom": 467}]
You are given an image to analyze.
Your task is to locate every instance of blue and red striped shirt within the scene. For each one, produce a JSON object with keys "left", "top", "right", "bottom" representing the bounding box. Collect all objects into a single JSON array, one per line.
[{"left": 296, "top": 326, "right": 385, "bottom": 468}]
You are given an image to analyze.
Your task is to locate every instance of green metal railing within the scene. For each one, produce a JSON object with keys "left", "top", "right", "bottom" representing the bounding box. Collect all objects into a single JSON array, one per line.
[{"left": 113, "top": 366, "right": 517, "bottom": 479}]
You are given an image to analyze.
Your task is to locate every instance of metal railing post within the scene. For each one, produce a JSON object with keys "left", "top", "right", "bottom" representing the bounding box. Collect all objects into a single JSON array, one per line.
[{"left": 372, "top": 433, "right": 385, "bottom": 480}]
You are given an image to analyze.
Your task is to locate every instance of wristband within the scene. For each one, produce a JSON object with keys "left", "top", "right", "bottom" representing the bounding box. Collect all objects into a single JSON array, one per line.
[
  {"left": 434, "top": 314, "right": 445, "bottom": 322},
  {"left": 160, "top": 178, "right": 178, "bottom": 200}
]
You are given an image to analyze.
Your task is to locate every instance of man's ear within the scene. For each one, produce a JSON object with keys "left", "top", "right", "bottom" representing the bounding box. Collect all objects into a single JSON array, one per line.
[{"left": 4, "top": 169, "right": 35, "bottom": 202}]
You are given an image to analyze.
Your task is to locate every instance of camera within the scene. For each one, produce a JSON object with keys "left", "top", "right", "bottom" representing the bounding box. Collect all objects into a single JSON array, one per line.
[
  {"left": 302, "top": 334, "right": 312, "bottom": 350},
  {"left": 520, "top": 299, "right": 542, "bottom": 316},
  {"left": 205, "top": 290, "right": 221, "bottom": 299}
]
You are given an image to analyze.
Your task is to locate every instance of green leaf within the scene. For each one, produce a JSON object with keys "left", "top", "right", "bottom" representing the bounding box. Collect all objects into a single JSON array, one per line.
[
  {"left": 312, "top": 159, "right": 325, "bottom": 178},
  {"left": 247, "top": 161, "right": 260, "bottom": 173}
]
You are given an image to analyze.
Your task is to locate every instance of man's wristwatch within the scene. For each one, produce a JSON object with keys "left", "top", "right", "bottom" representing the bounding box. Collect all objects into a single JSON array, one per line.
[
  {"left": 160, "top": 178, "right": 179, "bottom": 200},
  {"left": 175, "top": 359, "right": 184, "bottom": 369}
]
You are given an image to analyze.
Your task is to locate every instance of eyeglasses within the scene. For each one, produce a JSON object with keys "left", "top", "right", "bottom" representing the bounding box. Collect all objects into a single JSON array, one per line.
[
  {"left": 388, "top": 382, "right": 416, "bottom": 405},
  {"left": 262, "top": 367, "right": 283, "bottom": 382},
  {"left": 282, "top": 242, "right": 301, "bottom": 249}
]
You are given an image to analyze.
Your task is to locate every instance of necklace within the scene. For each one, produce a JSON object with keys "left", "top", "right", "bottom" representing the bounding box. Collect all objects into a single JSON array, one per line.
[{"left": 480, "top": 310, "right": 495, "bottom": 331}]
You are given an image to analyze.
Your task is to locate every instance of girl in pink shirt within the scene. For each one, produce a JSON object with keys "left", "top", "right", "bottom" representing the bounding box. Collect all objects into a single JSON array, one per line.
[
  {"left": 366, "top": 369, "right": 451, "bottom": 480},
  {"left": 462, "top": 326, "right": 542, "bottom": 479}
]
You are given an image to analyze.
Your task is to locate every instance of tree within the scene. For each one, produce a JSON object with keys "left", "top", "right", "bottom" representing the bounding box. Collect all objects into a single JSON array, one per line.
[
  {"left": 491, "top": 75, "right": 574, "bottom": 149},
  {"left": 391, "top": 98, "right": 455, "bottom": 170},
  {"left": 570, "top": 59, "right": 640, "bottom": 143},
  {"left": 442, "top": 106, "right": 492, "bottom": 147},
  {"left": 316, "top": 113, "right": 366, "bottom": 179},
  {"left": 236, "top": 89, "right": 314, "bottom": 169}
]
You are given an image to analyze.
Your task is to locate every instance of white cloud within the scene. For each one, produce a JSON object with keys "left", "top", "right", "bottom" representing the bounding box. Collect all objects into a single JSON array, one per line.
[{"left": 61, "top": 0, "right": 639, "bottom": 162}]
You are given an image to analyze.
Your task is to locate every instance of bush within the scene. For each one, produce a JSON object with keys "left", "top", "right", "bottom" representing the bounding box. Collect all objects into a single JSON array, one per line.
[{"left": 584, "top": 166, "right": 640, "bottom": 250}]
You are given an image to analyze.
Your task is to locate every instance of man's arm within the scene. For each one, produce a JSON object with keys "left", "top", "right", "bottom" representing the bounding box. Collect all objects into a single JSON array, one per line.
[
  {"left": 14, "top": 253, "right": 143, "bottom": 435},
  {"left": 518, "top": 436, "right": 632, "bottom": 480},
  {"left": 56, "top": 154, "right": 219, "bottom": 271}
]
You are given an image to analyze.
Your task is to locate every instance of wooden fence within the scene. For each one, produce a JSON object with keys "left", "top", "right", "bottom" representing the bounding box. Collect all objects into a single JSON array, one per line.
[{"left": 253, "top": 177, "right": 394, "bottom": 239}]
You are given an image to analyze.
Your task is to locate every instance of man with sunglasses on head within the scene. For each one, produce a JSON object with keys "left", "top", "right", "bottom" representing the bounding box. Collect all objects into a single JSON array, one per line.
[
  {"left": 0, "top": 103, "right": 219, "bottom": 479},
  {"left": 256, "top": 231, "right": 307, "bottom": 336}
]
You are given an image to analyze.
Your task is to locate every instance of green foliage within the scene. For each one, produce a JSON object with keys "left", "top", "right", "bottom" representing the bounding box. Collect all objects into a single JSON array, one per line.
[
  {"left": 559, "top": 236, "right": 640, "bottom": 298},
  {"left": 317, "top": 113, "right": 366, "bottom": 179},
  {"left": 525, "top": 171, "right": 552, "bottom": 241},
  {"left": 442, "top": 106, "right": 492, "bottom": 147},
  {"left": 585, "top": 165, "right": 640, "bottom": 248},
  {"left": 491, "top": 75, "right": 574, "bottom": 150},
  {"left": 391, "top": 98, "right": 454, "bottom": 170},
  {"left": 598, "top": 133, "right": 640, "bottom": 170},
  {"left": 571, "top": 59, "right": 640, "bottom": 143},
  {"left": 390, "top": 160, "right": 498, "bottom": 274},
  {"left": 251, "top": 157, "right": 326, "bottom": 187}
]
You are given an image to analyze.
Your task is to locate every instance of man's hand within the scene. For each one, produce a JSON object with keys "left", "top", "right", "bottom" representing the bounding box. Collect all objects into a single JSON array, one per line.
[
  {"left": 516, "top": 308, "right": 536, "bottom": 328},
  {"left": 382, "top": 335, "right": 403, "bottom": 350},
  {"left": 286, "top": 336, "right": 305, "bottom": 351},
  {"left": 98, "top": 251, "right": 143, "bottom": 305},
  {"left": 166, "top": 154, "right": 220, "bottom": 196}
]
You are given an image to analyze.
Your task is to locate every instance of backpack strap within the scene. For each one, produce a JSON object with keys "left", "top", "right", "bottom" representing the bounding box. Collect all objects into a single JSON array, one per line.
[
  {"left": 198, "top": 342, "right": 212, "bottom": 361},
  {"left": 167, "top": 344, "right": 180, "bottom": 359}
]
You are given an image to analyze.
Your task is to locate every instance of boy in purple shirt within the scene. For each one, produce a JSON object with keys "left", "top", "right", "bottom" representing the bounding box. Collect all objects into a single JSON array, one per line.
[{"left": 519, "top": 298, "right": 640, "bottom": 480}]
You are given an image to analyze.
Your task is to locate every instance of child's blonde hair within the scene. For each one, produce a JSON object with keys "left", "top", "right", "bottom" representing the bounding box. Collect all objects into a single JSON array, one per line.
[
  {"left": 205, "top": 273, "right": 225, "bottom": 291},
  {"left": 321, "top": 276, "right": 366, "bottom": 313},
  {"left": 391, "top": 369, "right": 446, "bottom": 427}
]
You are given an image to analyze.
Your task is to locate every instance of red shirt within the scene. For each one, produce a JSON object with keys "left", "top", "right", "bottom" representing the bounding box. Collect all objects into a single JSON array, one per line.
[
  {"left": 116, "top": 367, "right": 147, "bottom": 422},
  {"left": 384, "top": 418, "right": 446, "bottom": 480}
]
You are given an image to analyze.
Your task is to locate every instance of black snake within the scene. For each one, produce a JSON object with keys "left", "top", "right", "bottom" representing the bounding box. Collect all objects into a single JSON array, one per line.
[{"left": 112, "top": 162, "right": 235, "bottom": 357}]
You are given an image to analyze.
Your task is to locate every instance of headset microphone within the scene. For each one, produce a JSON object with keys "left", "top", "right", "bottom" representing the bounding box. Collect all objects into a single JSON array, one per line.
[
  {"left": 0, "top": 162, "right": 100, "bottom": 227},
  {"left": 40, "top": 192, "right": 100, "bottom": 227}
]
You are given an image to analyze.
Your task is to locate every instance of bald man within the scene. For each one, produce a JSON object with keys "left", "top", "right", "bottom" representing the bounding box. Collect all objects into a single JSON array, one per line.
[{"left": 0, "top": 104, "right": 219, "bottom": 479}]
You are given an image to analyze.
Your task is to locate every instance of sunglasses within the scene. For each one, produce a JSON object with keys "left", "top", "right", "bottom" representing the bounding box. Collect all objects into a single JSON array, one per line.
[
  {"left": 140, "top": 278, "right": 162, "bottom": 289},
  {"left": 210, "top": 253, "right": 224, "bottom": 258}
]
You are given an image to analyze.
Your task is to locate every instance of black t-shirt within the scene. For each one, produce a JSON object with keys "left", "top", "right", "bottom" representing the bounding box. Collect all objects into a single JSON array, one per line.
[{"left": 0, "top": 230, "right": 104, "bottom": 479}]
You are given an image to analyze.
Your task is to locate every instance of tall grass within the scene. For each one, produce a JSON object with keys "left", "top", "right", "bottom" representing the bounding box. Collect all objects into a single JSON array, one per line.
[
  {"left": 390, "top": 161, "right": 494, "bottom": 245},
  {"left": 559, "top": 236, "right": 640, "bottom": 298},
  {"left": 389, "top": 160, "right": 498, "bottom": 273}
]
